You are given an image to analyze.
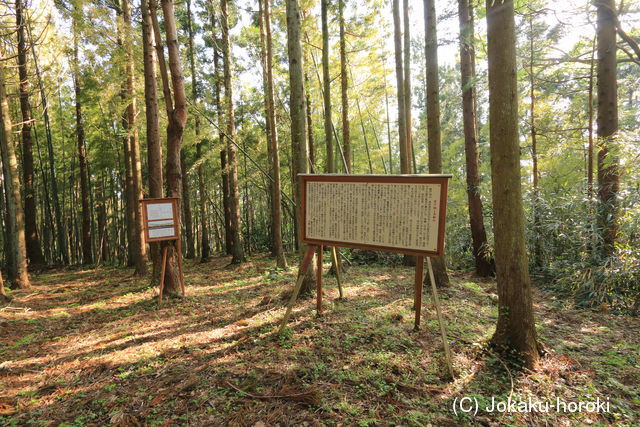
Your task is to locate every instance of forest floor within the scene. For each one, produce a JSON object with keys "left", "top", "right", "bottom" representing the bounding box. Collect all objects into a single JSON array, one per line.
[{"left": 1, "top": 253, "right": 639, "bottom": 426}]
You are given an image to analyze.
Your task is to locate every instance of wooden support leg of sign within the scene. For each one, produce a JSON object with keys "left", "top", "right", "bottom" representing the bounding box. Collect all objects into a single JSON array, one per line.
[
  {"left": 278, "top": 246, "right": 316, "bottom": 334},
  {"left": 331, "top": 247, "right": 344, "bottom": 299},
  {"left": 158, "top": 245, "right": 169, "bottom": 308},
  {"left": 426, "top": 257, "right": 454, "bottom": 380},
  {"left": 316, "top": 245, "right": 323, "bottom": 315},
  {"left": 177, "top": 238, "right": 185, "bottom": 297},
  {"left": 414, "top": 256, "right": 424, "bottom": 331}
]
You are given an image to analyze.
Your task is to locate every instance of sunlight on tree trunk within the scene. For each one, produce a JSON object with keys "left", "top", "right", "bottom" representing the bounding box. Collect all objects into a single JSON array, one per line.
[
  {"left": 485, "top": 0, "right": 541, "bottom": 369},
  {"left": 0, "top": 62, "right": 31, "bottom": 289},
  {"left": 424, "top": 0, "right": 449, "bottom": 287},
  {"left": 286, "top": 0, "right": 316, "bottom": 295},
  {"left": 457, "top": 0, "right": 493, "bottom": 277},
  {"left": 595, "top": 0, "right": 619, "bottom": 258}
]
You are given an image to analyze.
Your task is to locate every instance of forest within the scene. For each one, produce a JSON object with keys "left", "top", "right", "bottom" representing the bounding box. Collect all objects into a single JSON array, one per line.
[{"left": 0, "top": 0, "right": 639, "bottom": 424}]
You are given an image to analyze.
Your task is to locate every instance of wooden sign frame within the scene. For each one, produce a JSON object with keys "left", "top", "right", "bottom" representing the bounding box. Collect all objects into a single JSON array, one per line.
[
  {"left": 139, "top": 197, "right": 185, "bottom": 305},
  {"left": 140, "top": 198, "right": 180, "bottom": 243},
  {"left": 300, "top": 174, "right": 451, "bottom": 257},
  {"left": 279, "top": 174, "right": 454, "bottom": 379}
]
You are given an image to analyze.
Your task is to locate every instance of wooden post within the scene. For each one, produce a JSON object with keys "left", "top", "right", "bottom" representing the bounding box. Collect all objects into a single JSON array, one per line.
[
  {"left": 316, "top": 245, "right": 323, "bottom": 314},
  {"left": 414, "top": 255, "right": 424, "bottom": 330},
  {"left": 278, "top": 246, "right": 316, "bottom": 334},
  {"left": 331, "top": 246, "right": 344, "bottom": 299},
  {"left": 158, "top": 245, "right": 168, "bottom": 307},
  {"left": 427, "top": 257, "right": 454, "bottom": 379}
]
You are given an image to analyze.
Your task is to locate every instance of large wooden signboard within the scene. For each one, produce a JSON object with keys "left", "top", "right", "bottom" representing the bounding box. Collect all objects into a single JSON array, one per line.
[
  {"left": 301, "top": 174, "right": 451, "bottom": 257},
  {"left": 140, "top": 198, "right": 180, "bottom": 242},
  {"left": 140, "top": 197, "right": 184, "bottom": 305},
  {"left": 281, "top": 174, "right": 454, "bottom": 378}
]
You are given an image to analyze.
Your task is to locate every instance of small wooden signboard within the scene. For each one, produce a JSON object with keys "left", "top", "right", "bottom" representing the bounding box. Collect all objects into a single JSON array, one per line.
[
  {"left": 279, "top": 174, "right": 454, "bottom": 378},
  {"left": 140, "top": 198, "right": 185, "bottom": 305}
]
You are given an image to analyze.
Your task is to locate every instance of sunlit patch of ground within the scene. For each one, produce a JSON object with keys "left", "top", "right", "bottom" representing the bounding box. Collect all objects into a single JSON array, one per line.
[{"left": 0, "top": 254, "right": 638, "bottom": 425}]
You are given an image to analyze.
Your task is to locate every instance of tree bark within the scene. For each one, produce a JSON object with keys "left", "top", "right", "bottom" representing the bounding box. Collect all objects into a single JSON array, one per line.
[
  {"left": 485, "top": 0, "right": 541, "bottom": 369},
  {"left": 16, "top": 0, "right": 45, "bottom": 266},
  {"left": 220, "top": 0, "right": 246, "bottom": 264},
  {"left": 122, "top": 0, "right": 147, "bottom": 275},
  {"left": 457, "top": 0, "right": 492, "bottom": 277},
  {"left": 321, "top": 0, "right": 333, "bottom": 174},
  {"left": 180, "top": 152, "right": 196, "bottom": 259},
  {"left": 392, "top": 0, "right": 409, "bottom": 174},
  {"left": 118, "top": 6, "right": 136, "bottom": 269},
  {"left": 587, "top": 36, "right": 595, "bottom": 200},
  {"left": 209, "top": 10, "right": 232, "bottom": 256},
  {"left": 221, "top": 0, "right": 246, "bottom": 264},
  {"left": 305, "top": 68, "right": 315, "bottom": 170},
  {"left": 141, "top": 0, "right": 163, "bottom": 280},
  {"left": 339, "top": 0, "right": 351, "bottom": 172},
  {"left": 260, "top": 0, "right": 287, "bottom": 268},
  {"left": 72, "top": 3, "right": 93, "bottom": 265},
  {"left": 528, "top": 15, "right": 542, "bottom": 269},
  {"left": 286, "top": 0, "right": 316, "bottom": 295},
  {"left": 403, "top": 0, "right": 413, "bottom": 173},
  {"left": 596, "top": 0, "right": 619, "bottom": 258},
  {"left": 152, "top": 0, "right": 188, "bottom": 296},
  {"left": 424, "top": 0, "right": 449, "bottom": 287},
  {"left": 0, "top": 63, "right": 31, "bottom": 289}
]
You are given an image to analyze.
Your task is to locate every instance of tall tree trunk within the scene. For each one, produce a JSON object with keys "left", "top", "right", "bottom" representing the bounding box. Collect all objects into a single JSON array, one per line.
[
  {"left": 122, "top": 94, "right": 136, "bottom": 268},
  {"left": 162, "top": 0, "right": 188, "bottom": 294},
  {"left": 0, "top": 63, "right": 31, "bottom": 289},
  {"left": 141, "top": 0, "right": 163, "bottom": 280},
  {"left": 528, "top": 15, "right": 542, "bottom": 269},
  {"left": 485, "top": 0, "right": 541, "bottom": 369},
  {"left": 72, "top": 3, "right": 93, "bottom": 265},
  {"left": 424, "top": 0, "right": 449, "bottom": 287},
  {"left": 260, "top": 0, "right": 287, "bottom": 268},
  {"left": 587, "top": 36, "right": 595, "bottom": 199},
  {"left": 382, "top": 52, "right": 393, "bottom": 173},
  {"left": 339, "top": 0, "right": 350, "bottom": 172},
  {"left": 122, "top": 0, "right": 147, "bottom": 275},
  {"left": 180, "top": 153, "right": 196, "bottom": 258},
  {"left": 16, "top": 0, "right": 45, "bottom": 266},
  {"left": 403, "top": 0, "right": 414, "bottom": 173},
  {"left": 392, "top": 0, "right": 409, "bottom": 174},
  {"left": 259, "top": 0, "right": 276, "bottom": 255},
  {"left": 150, "top": 0, "right": 188, "bottom": 295},
  {"left": 186, "top": 0, "right": 209, "bottom": 263},
  {"left": 220, "top": 150, "right": 232, "bottom": 254},
  {"left": 457, "top": 0, "right": 493, "bottom": 277},
  {"left": 286, "top": 0, "right": 316, "bottom": 294},
  {"left": 209, "top": 10, "right": 232, "bottom": 256},
  {"left": 96, "top": 184, "right": 109, "bottom": 264},
  {"left": 118, "top": 6, "right": 136, "bottom": 269},
  {"left": 305, "top": 68, "right": 315, "bottom": 169},
  {"left": 321, "top": 0, "right": 333, "bottom": 173},
  {"left": 596, "top": 0, "right": 619, "bottom": 258},
  {"left": 221, "top": 0, "right": 246, "bottom": 264}
]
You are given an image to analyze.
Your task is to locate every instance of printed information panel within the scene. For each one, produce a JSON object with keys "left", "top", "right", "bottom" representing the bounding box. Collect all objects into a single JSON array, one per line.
[
  {"left": 140, "top": 198, "right": 180, "bottom": 242},
  {"left": 301, "top": 174, "right": 451, "bottom": 256}
]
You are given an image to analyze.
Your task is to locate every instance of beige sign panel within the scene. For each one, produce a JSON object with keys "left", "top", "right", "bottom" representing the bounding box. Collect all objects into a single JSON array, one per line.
[
  {"left": 301, "top": 175, "right": 450, "bottom": 256},
  {"left": 140, "top": 198, "right": 180, "bottom": 242}
]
